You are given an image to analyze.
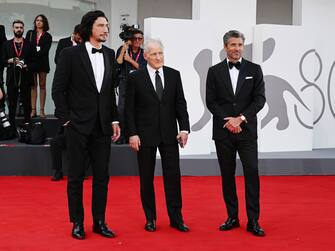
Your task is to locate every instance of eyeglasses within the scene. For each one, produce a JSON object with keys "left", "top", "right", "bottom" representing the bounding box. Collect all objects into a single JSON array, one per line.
[{"left": 132, "top": 37, "right": 143, "bottom": 41}]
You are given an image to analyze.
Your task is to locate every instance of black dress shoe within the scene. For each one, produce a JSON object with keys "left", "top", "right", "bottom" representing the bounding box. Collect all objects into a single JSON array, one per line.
[
  {"left": 170, "top": 221, "right": 190, "bottom": 232},
  {"left": 51, "top": 170, "right": 63, "bottom": 181},
  {"left": 219, "top": 217, "right": 240, "bottom": 231},
  {"left": 72, "top": 222, "right": 85, "bottom": 240},
  {"left": 144, "top": 219, "right": 156, "bottom": 232},
  {"left": 247, "top": 221, "right": 265, "bottom": 237},
  {"left": 93, "top": 221, "right": 116, "bottom": 238}
]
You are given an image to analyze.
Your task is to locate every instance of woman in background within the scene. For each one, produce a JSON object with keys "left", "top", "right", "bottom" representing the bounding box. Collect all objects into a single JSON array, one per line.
[{"left": 26, "top": 14, "right": 52, "bottom": 118}]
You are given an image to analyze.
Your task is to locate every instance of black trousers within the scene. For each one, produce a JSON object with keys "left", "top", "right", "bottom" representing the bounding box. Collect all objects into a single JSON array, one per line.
[
  {"left": 50, "top": 125, "right": 91, "bottom": 172},
  {"left": 50, "top": 128, "right": 66, "bottom": 171},
  {"left": 215, "top": 134, "right": 260, "bottom": 222},
  {"left": 65, "top": 120, "right": 111, "bottom": 223},
  {"left": 7, "top": 79, "right": 31, "bottom": 127},
  {"left": 137, "top": 142, "right": 183, "bottom": 223}
]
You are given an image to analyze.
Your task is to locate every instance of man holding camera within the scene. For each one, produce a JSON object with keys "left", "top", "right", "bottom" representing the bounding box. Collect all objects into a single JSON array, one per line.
[
  {"left": 2, "top": 20, "right": 34, "bottom": 129},
  {"left": 116, "top": 27, "right": 146, "bottom": 143}
]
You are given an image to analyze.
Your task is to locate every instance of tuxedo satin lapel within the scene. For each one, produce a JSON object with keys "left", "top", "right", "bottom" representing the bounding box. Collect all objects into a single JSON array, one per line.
[
  {"left": 78, "top": 44, "right": 97, "bottom": 90},
  {"left": 220, "top": 60, "right": 235, "bottom": 97},
  {"left": 144, "top": 68, "right": 160, "bottom": 101},
  {"left": 100, "top": 46, "right": 110, "bottom": 93},
  {"left": 235, "top": 58, "right": 248, "bottom": 96}
]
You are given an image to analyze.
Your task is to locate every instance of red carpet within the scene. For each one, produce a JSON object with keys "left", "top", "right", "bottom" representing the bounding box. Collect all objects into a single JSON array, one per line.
[{"left": 0, "top": 176, "right": 334, "bottom": 250}]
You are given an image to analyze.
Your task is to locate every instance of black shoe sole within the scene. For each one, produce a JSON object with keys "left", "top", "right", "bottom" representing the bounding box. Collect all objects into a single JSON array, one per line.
[{"left": 219, "top": 223, "right": 240, "bottom": 231}]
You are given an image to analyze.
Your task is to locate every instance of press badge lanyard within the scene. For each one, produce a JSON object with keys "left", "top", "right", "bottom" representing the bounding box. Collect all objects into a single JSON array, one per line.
[
  {"left": 13, "top": 39, "right": 24, "bottom": 57},
  {"left": 129, "top": 48, "right": 141, "bottom": 62},
  {"left": 36, "top": 32, "right": 44, "bottom": 52}
]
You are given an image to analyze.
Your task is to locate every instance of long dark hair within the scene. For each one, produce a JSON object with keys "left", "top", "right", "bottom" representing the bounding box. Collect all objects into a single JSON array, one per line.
[
  {"left": 80, "top": 10, "right": 107, "bottom": 41},
  {"left": 33, "top": 14, "right": 49, "bottom": 32}
]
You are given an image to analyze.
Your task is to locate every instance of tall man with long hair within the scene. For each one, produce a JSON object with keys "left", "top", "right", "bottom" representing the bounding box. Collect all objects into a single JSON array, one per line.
[{"left": 52, "top": 10, "right": 120, "bottom": 240}]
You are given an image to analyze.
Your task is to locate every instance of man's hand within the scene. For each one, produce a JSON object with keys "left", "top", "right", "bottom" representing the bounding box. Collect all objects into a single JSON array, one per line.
[
  {"left": 7, "top": 58, "right": 15, "bottom": 64},
  {"left": 224, "top": 117, "right": 243, "bottom": 134},
  {"left": 176, "top": 132, "right": 188, "bottom": 148},
  {"left": 112, "top": 123, "right": 121, "bottom": 142},
  {"left": 129, "top": 135, "right": 141, "bottom": 151}
]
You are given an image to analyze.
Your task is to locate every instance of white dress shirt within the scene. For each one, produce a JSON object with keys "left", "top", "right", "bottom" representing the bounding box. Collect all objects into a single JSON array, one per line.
[
  {"left": 85, "top": 41, "right": 104, "bottom": 93},
  {"left": 147, "top": 64, "right": 164, "bottom": 90},
  {"left": 227, "top": 58, "right": 242, "bottom": 94}
]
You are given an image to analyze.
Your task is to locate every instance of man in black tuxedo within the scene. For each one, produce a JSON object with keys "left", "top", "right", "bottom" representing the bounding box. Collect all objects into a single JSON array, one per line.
[
  {"left": 2, "top": 20, "right": 34, "bottom": 128},
  {"left": 54, "top": 24, "right": 82, "bottom": 64},
  {"left": 0, "top": 24, "right": 7, "bottom": 110},
  {"left": 206, "top": 30, "right": 266, "bottom": 236},
  {"left": 52, "top": 10, "right": 120, "bottom": 240},
  {"left": 125, "top": 39, "right": 190, "bottom": 232}
]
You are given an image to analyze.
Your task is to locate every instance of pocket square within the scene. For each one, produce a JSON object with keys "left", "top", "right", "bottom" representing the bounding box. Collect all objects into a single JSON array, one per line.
[{"left": 245, "top": 76, "right": 253, "bottom": 79}]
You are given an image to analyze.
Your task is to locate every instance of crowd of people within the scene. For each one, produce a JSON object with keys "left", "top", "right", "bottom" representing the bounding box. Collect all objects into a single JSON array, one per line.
[{"left": 1, "top": 10, "right": 266, "bottom": 240}]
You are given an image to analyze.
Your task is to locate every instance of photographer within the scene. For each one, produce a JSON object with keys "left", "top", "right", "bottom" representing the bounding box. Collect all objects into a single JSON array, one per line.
[
  {"left": 2, "top": 20, "right": 34, "bottom": 129},
  {"left": 116, "top": 25, "right": 146, "bottom": 143}
]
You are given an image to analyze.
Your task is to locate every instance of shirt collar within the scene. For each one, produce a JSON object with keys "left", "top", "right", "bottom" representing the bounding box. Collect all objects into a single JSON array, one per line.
[
  {"left": 85, "top": 41, "right": 102, "bottom": 54},
  {"left": 227, "top": 57, "right": 242, "bottom": 64},
  {"left": 147, "top": 64, "right": 163, "bottom": 75}
]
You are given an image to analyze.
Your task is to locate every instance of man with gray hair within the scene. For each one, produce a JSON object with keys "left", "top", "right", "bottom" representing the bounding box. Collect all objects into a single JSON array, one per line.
[
  {"left": 206, "top": 30, "right": 266, "bottom": 236},
  {"left": 125, "top": 39, "right": 190, "bottom": 232}
]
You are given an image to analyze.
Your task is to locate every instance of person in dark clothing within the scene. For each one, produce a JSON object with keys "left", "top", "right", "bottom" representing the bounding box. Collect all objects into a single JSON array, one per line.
[
  {"left": 52, "top": 10, "right": 120, "bottom": 239},
  {"left": 2, "top": 20, "right": 34, "bottom": 129},
  {"left": 0, "top": 24, "right": 7, "bottom": 110},
  {"left": 54, "top": 24, "right": 82, "bottom": 64},
  {"left": 116, "top": 28, "right": 146, "bottom": 143},
  {"left": 50, "top": 24, "right": 82, "bottom": 181},
  {"left": 26, "top": 14, "right": 52, "bottom": 118}
]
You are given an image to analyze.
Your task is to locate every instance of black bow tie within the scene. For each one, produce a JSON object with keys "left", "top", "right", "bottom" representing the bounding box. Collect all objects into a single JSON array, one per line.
[
  {"left": 92, "top": 47, "right": 103, "bottom": 54},
  {"left": 228, "top": 61, "right": 241, "bottom": 70}
]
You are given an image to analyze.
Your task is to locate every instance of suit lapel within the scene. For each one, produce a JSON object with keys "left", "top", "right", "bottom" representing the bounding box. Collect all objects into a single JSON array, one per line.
[
  {"left": 235, "top": 58, "right": 248, "bottom": 96},
  {"left": 161, "top": 66, "right": 170, "bottom": 101},
  {"left": 78, "top": 44, "right": 97, "bottom": 90},
  {"left": 220, "top": 59, "right": 235, "bottom": 97},
  {"left": 100, "top": 46, "right": 110, "bottom": 93}
]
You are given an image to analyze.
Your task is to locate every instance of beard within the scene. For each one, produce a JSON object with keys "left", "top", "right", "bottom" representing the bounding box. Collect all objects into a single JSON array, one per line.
[{"left": 14, "top": 31, "right": 23, "bottom": 38}]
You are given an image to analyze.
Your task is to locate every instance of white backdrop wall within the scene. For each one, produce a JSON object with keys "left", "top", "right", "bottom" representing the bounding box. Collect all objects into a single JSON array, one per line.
[
  {"left": 145, "top": 0, "right": 335, "bottom": 154},
  {"left": 293, "top": 0, "right": 335, "bottom": 149}
]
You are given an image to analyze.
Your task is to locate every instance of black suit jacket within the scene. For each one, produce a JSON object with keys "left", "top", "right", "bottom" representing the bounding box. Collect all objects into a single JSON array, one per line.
[
  {"left": 125, "top": 66, "right": 190, "bottom": 147},
  {"left": 1, "top": 38, "right": 34, "bottom": 84},
  {"left": 54, "top": 36, "right": 72, "bottom": 64},
  {"left": 52, "top": 43, "right": 119, "bottom": 136},
  {"left": 26, "top": 30, "right": 52, "bottom": 73},
  {"left": 0, "top": 25, "right": 7, "bottom": 73},
  {"left": 206, "top": 58, "right": 265, "bottom": 140}
]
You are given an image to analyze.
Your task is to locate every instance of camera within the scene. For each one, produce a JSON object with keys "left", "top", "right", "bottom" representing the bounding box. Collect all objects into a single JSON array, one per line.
[
  {"left": 0, "top": 109, "right": 11, "bottom": 128},
  {"left": 119, "top": 24, "right": 139, "bottom": 42},
  {"left": 15, "top": 58, "right": 25, "bottom": 70}
]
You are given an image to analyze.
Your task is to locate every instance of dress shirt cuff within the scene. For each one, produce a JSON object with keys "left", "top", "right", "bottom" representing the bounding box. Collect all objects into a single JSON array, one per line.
[
  {"left": 112, "top": 121, "right": 119, "bottom": 124},
  {"left": 180, "top": 130, "right": 189, "bottom": 134}
]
